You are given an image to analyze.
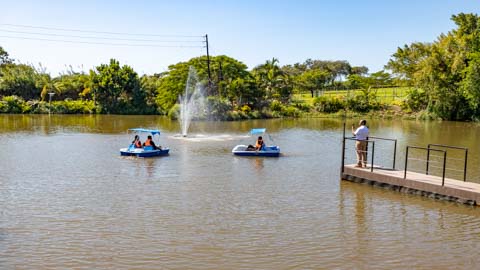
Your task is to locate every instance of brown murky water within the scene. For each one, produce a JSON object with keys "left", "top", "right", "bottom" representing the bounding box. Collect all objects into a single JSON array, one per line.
[{"left": 1, "top": 115, "right": 480, "bottom": 269}]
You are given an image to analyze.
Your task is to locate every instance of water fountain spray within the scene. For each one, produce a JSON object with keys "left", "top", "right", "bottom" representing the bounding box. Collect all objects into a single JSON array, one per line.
[{"left": 178, "top": 66, "right": 206, "bottom": 137}]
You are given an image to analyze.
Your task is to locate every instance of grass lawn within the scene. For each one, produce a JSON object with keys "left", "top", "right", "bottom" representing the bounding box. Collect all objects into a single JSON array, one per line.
[{"left": 294, "top": 87, "right": 412, "bottom": 105}]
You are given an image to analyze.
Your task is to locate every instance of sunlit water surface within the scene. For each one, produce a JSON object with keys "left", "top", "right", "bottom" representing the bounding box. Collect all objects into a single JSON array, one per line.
[{"left": 1, "top": 115, "right": 480, "bottom": 269}]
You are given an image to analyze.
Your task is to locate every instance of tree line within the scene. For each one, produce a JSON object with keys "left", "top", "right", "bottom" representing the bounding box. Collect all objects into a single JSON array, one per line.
[
  {"left": 0, "top": 47, "right": 394, "bottom": 118},
  {"left": 386, "top": 13, "right": 480, "bottom": 121},
  {"left": 1, "top": 12, "right": 477, "bottom": 121}
]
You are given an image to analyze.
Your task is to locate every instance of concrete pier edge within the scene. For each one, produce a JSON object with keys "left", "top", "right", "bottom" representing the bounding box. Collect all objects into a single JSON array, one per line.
[{"left": 341, "top": 173, "right": 477, "bottom": 206}]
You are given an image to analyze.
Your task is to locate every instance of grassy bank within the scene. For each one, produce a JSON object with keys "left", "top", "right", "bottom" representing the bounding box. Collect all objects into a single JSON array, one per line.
[
  {"left": 290, "top": 86, "right": 425, "bottom": 120},
  {"left": 293, "top": 87, "right": 411, "bottom": 105},
  {"left": 0, "top": 86, "right": 420, "bottom": 120}
]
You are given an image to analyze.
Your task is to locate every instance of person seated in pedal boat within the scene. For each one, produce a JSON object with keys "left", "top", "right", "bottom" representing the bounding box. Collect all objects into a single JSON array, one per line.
[
  {"left": 246, "top": 136, "right": 265, "bottom": 151},
  {"left": 132, "top": 135, "right": 142, "bottom": 148},
  {"left": 255, "top": 136, "right": 265, "bottom": 150},
  {"left": 143, "top": 135, "right": 162, "bottom": 150}
]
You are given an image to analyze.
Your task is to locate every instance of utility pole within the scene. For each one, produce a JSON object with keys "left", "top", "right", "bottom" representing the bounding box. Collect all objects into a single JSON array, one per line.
[
  {"left": 205, "top": 34, "right": 212, "bottom": 88},
  {"left": 219, "top": 61, "right": 223, "bottom": 81},
  {"left": 218, "top": 61, "right": 223, "bottom": 97}
]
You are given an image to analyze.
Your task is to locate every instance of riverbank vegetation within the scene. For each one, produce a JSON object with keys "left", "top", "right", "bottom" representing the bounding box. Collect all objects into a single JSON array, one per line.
[{"left": 0, "top": 13, "right": 478, "bottom": 121}]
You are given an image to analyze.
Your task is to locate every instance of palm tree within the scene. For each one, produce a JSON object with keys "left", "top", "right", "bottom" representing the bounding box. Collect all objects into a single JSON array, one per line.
[{"left": 252, "top": 58, "right": 292, "bottom": 102}]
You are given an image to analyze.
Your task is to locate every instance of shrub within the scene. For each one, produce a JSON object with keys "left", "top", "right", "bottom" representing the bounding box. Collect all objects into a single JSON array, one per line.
[
  {"left": 0, "top": 101, "right": 6, "bottom": 113},
  {"left": 261, "top": 109, "right": 274, "bottom": 118},
  {"left": 207, "top": 96, "right": 232, "bottom": 120},
  {"left": 403, "top": 88, "right": 428, "bottom": 112},
  {"left": 1, "top": 96, "right": 25, "bottom": 113},
  {"left": 50, "top": 100, "right": 96, "bottom": 114},
  {"left": 282, "top": 105, "right": 302, "bottom": 117},
  {"left": 226, "top": 110, "right": 241, "bottom": 121},
  {"left": 270, "top": 110, "right": 282, "bottom": 118},
  {"left": 290, "top": 99, "right": 312, "bottom": 112},
  {"left": 168, "top": 104, "right": 180, "bottom": 120},
  {"left": 240, "top": 104, "right": 251, "bottom": 113},
  {"left": 21, "top": 102, "right": 32, "bottom": 113},
  {"left": 345, "top": 89, "right": 383, "bottom": 113},
  {"left": 32, "top": 101, "right": 50, "bottom": 114},
  {"left": 270, "top": 100, "right": 284, "bottom": 112},
  {"left": 313, "top": 96, "right": 345, "bottom": 113},
  {"left": 248, "top": 110, "right": 261, "bottom": 119}
]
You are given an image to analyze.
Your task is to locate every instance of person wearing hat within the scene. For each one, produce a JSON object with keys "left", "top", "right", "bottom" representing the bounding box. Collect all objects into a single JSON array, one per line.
[{"left": 352, "top": 119, "right": 369, "bottom": 168}]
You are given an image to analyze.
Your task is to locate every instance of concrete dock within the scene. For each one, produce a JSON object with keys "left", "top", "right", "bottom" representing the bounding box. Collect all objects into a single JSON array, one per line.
[{"left": 342, "top": 164, "right": 480, "bottom": 205}]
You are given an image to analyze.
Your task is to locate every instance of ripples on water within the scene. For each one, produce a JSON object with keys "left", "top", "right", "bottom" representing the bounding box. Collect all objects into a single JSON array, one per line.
[{"left": 0, "top": 116, "right": 480, "bottom": 269}]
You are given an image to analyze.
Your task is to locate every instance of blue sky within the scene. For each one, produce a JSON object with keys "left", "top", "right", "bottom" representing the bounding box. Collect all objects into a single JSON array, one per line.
[{"left": 1, "top": 0, "right": 479, "bottom": 75}]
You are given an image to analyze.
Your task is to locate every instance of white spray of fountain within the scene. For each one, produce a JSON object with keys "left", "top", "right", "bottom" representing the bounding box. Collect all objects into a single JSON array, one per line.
[{"left": 179, "top": 66, "right": 207, "bottom": 137}]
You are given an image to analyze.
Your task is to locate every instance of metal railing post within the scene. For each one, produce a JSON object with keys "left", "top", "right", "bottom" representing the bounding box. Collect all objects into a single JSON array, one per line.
[
  {"left": 393, "top": 139, "right": 397, "bottom": 170},
  {"left": 442, "top": 151, "right": 447, "bottom": 186},
  {"left": 367, "top": 136, "right": 398, "bottom": 170},
  {"left": 464, "top": 149, "right": 468, "bottom": 182},
  {"left": 365, "top": 138, "right": 369, "bottom": 165},
  {"left": 404, "top": 146, "right": 409, "bottom": 179},
  {"left": 426, "top": 145, "right": 431, "bottom": 175},
  {"left": 427, "top": 144, "right": 469, "bottom": 182},
  {"left": 371, "top": 141, "right": 375, "bottom": 172},
  {"left": 341, "top": 137, "right": 346, "bottom": 174}
]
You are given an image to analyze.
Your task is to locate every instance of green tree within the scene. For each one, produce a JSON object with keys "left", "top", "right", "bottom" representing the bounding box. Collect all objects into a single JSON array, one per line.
[
  {"left": 386, "top": 42, "right": 431, "bottom": 83},
  {"left": 369, "top": 71, "right": 393, "bottom": 87},
  {"left": 350, "top": 66, "right": 369, "bottom": 76},
  {"left": 454, "top": 13, "right": 480, "bottom": 117},
  {"left": 0, "top": 46, "right": 13, "bottom": 66},
  {"left": 140, "top": 74, "right": 163, "bottom": 109},
  {"left": 227, "top": 75, "right": 263, "bottom": 108},
  {"left": 53, "top": 71, "right": 91, "bottom": 100},
  {"left": 252, "top": 58, "right": 293, "bottom": 103},
  {"left": 386, "top": 13, "right": 480, "bottom": 120},
  {"left": 304, "top": 59, "right": 351, "bottom": 87},
  {"left": 0, "top": 64, "right": 43, "bottom": 100},
  {"left": 346, "top": 74, "right": 368, "bottom": 89},
  {"left": 90, "top": 59, "right": 146, "bottom": 114},
  {"left": 296, "top": 69, "right": 329, "bottom": 97},
  {"left": 156, "top": 55, "right": 251, "bottom": 113}
]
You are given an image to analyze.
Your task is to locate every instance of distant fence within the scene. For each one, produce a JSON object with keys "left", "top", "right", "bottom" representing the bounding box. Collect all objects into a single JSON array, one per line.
[
  {"left": 299, "top": 86, "right": 410, "bottom": 103},
  {"left": 322, "top": 87, "right": 409, "bottom": 102}
]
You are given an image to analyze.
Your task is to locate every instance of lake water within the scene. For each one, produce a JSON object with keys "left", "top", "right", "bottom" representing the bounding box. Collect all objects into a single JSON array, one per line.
[{"left": 1, "top": 115, "right": 480, "bottom": 269}]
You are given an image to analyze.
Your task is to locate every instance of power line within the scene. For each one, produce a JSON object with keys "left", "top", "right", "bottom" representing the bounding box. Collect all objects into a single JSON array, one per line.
[
  {"left": 0, "top": 23, "right": 203, "bottom": 38},
  {"left": 0, "top": 29, "right": 205, "bottom": 43},
  {"left": 0, "top": 35, "right": 205, "bottom": 48}
]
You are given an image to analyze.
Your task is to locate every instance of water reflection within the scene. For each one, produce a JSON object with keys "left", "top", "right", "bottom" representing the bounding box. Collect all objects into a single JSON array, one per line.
[
  {"left": 1, "top": 115, "right": 480, "bottom": 269},
  {"left": 338, "top": 181, "right": 480, "bottom": 268},
  {"left": 252, "top": 158, "right": 264, "bottom": 171}
]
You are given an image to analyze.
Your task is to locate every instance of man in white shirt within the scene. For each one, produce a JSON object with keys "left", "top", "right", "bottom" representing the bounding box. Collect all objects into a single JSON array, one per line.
[{"left": 352, "top": 119, "right": 369, "bottom": 167}]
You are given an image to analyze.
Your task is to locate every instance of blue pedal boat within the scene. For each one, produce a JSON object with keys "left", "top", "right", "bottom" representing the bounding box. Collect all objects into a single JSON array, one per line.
[
  {"left": 232, "top": 128, "right": 280, "bottom": 157},
  {"left": 120, "top": 128, "right": 170, "bottom": 157}
]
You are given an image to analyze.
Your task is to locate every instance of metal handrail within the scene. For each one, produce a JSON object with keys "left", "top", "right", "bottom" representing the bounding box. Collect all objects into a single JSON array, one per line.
[
  {"left": 345, "top": 136, "right": 397, "bottom": 170},
  {"left": 369, "top": 136, "right": 397, "bottom": 141},
  {"left": 404, "top": 146, "right": 447, "bottom": 186},
  {"left": 371, "top": 141, "right": 375, "bottom": 172},
  {"left": 341, "top": 127, "right": 397, "bottom": 175},
  {"left": 427, "top": 144, "right": 468, "bottom": 182},
  {"left": 344, "top": 137, "right": 389, "bottom": 172}
]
